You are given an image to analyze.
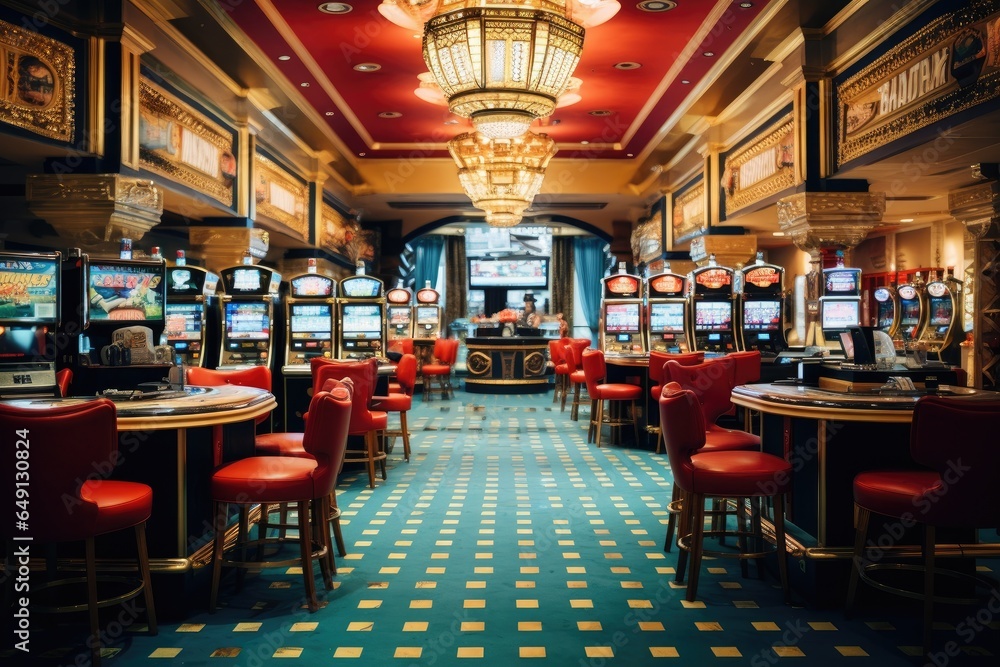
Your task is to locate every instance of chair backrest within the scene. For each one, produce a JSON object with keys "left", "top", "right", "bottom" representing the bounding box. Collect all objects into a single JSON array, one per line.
[
  {"left": 663, "top": 356, "right": 736, "bottom": 424},
  {"left": 432, "top": 337, "right": 450, "bottom": 363},
  {"left": 728, "top": 350, "right": 762, "bottom": 385},
  {"left": 909, "top": 395, "right": 1000, "bottom": 526},
  {"left": 55, "top": 367, "right": 73, "bottom": 397},
  {"left": 311, "top": 356, "right": 380, "bottom": 434},
  {"left": 0, "top": 398, "right": 120, "bottom": 541},
  {"left": 443, "top": 338, "right": 460, "bottom": 365},
  {"left": 658, "top": 382, "right": 707, "bottom": 493},
  {"left": 301, "top": 389, "right": 352, "bottom": 496},
  {"left": 186, "top": 366, "right": 273, "bottom": 425},
  {"left": 394, "top": 353, "right": 418, "bottom": 395},
  {"left": 581, "top": 348, "right": 607, "bottom": 396},
  {"left": 548, "top": 339, "right": 565, "bottom": 365},
  {"left": 648, "top": 350, "right": 704, "bottom": 386}
]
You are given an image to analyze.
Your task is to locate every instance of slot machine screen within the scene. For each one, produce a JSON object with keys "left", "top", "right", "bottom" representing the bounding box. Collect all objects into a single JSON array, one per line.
[
  {"left": 231, "top": 267, "right": 263, "bottom": 292},
  {"left": 164, "top": 303, "right": 202, "bottom": 341},
  {"left": 290, "top": 304, "right": 332, "bottom": 339},
  {"left": 821, "top": 300, "right": 860, "bottom": 330},
  {"left": 341, "top": 277, "right": 382, "bottom": 298},
  {"left": 88, "top": 261, "right": 164, "bottom": 322},
  {"left": 900, "top": 298, "right": 921, "bottom": 325},
  {"left": 693, "top": 301, "right": 732, "bottom": 332},
  {"left": 0, "top": 325, "right": 49, "bottom": 362},
  {"left": 416, "top": 306, "right": 439, "bottom": 325},
  {"left": 649, "top": 302, "right": 685, "bottom": 333},
  {"left": 342, "top": 304, "right": 382, "bottom": 337},
  {"left": 928, "top": 297, "right": 952, "bottom": 327},
  {"left": 0, "top": 254, "right": 58, "bottom": 321},
  {"left": 604, "top": 302, "right": 640, "bottom": 333},
  {"left": 290, "top": 275, "right": 333, "bottom": 296},
  {"left": 742, "top": 300, "right": 781, "bottom": 331},
  {"left": 388, "top": 306, "right": 411, "bottom": 325},
  {"left": 824, "top": 270, "right": 860, "bottom": 295},
  {"left": 224, "top": 301, "right": 270, "bottom": 341}
]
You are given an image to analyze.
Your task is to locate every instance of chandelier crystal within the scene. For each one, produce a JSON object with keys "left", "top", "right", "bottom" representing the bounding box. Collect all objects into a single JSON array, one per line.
[
  {"left": 448, "top": 131, "right": 558, "bottom": 227},
  {"left": 378, "top": 0, "right": 441, "bottom": 31}
]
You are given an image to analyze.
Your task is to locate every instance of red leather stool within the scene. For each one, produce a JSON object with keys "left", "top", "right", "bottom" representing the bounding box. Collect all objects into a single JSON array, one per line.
[
  {"left": 564, "top": 339, "right": 591, "bottom": 419},
  {"left": 549, "top": 338, "right": 571, "bottom": 406},
  {"left": 581, "top": 348, "right": 643, "bottom": 448},
  {"left": 186, "top": 366, "right": 274, "bottom": 465},
  {"left": 422, "top": 337, "right": 458, "bottom": 401},
  {"left": 373, "top": 352, "right": 418, "bottom": 462},
  {"left": 647, "top": 350, "right": 704, "bottom": 453},
  {"left": 55, "top": 367, "right": 73, "bottom": 397}
]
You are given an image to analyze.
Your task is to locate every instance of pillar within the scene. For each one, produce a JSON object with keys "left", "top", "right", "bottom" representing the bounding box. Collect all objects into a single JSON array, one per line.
[{"left": 188, "top": 221, "right": 270, "bottom": 274}]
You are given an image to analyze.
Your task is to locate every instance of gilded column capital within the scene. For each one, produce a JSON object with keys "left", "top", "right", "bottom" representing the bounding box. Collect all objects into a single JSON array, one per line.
[
  {"left": 949, "top": 180, "right": 1000, "bottom": 239},
  {"left": 776, "top": 191, "right": 885, "bottom": 254},
  {"left": 188, "top": 226, "right": 270, "bottom": 274},
  {"left": 688, "top": 234, "right": 757, "bottom": 268}
]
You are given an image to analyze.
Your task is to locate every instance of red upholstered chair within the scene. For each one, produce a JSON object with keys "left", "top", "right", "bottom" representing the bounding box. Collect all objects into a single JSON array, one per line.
[
  {"left": 312, "top": 357, "right": 388, "bottom": 488},
  {"left": 647, "top": 351, "right": 704, "bottom": 453},
  {"left": 727, "top": 350, "right": 762, "bottom": 430},
  {"left": 186, "top": 366, "right": 274, "bottom": 465},
  {"left": 373, "top": 353, "right": 417, "bottom": 462},
  {"left": 0, "top": 399, "right": 156, "bottom": 666},
  {"left": 422, "top": 337, "right": 457, "bottom": 401},
  {"left": 581, "top": 348, "right": 643, "bottom": 448},
  {"left": 548, "top": 338, "right": 570, "bottom": 405},
  {"left": 846, "top": 395, "right": 1000, "bottom": 659},
  {"left": 659, "top": 382, "right": 791, "bottom": 603},
  {"left": 55, "top": 367, "right": 73, "bottom": 397},
  {"left": 564, "top": 338, "right": 591, "bottom": 419},
  {"left": 387, "top": 338, "right": 415, "bottom": 393},
  {"left": 210, "top": 387, "right": 351, "bottom": 612}
]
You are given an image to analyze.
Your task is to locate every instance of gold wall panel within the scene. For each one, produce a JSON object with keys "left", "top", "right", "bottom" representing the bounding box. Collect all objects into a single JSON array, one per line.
[
  {"left": 722, "top": 115, "right": 795, "bottom": 215},
  {"left": 0, "top": 20, "right": 74, "bottom": 142},
  {"left": 254, "top": 152, "right": 309, "bottom": 240},
  {"left": 673, "top": 181, "right": 705, "bottom": 244}
]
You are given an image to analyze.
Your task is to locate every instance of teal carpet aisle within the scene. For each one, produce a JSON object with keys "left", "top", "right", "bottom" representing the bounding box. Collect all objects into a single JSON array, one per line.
[{"left": 7, "top": 387, "right": 1000, "bottom": 665}]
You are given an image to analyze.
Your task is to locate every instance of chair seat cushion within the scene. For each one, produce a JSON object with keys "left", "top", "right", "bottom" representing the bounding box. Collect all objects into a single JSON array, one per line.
[
  {"left": 82, "top": 480, "right": 153, "bottom": 537},
  {"left": 422, "top": 364, "right": 451, "bottom": 375},
  {"left": 350, "top": 411, "right": 388, "bottom": 434},
  {"left": 685, "top": 451, "right": 792, "bottom": 496},
  {"left": 255, "top": 432, "right": 310, "bottom": 458},
  {"left": 595, "top": 383, "right": 643, "bottom": 400},
  {"left": 705, "top": 426, "right": 761, "bottom": 450},
  {"left": 373, "top": 393, "right": 412, "bottom": 412},
  {"left": 555, "top": 363, "right": 570, "bottom": 375},
  {"left": 570, "top": 370, "right": 587, "bottom": 383},
  {"left": 650, "top": 383, "right": 662, "bottom": 400},
  {"left": 854, "top": 470, "right": 942, "bottom": 520},
  {"left": 212, "top": 457, "right": 319, "bottom": 502}
]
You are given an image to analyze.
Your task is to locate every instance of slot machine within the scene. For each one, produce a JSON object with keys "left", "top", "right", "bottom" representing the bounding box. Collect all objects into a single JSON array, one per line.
[
  {"left": 873, "top": 285, "right": 899, "bottom": 339},
  {"left": 336, "top": 273, "right": 386, "bottom": 359},
  {"left": 386, "top": 281, "right": 414, "bottom": 343},
  {"left": 163, "top": 254, "right": 218, "bottom": 367},
  {"left": 738, "top": 254, "right": 786, "bottom": 359},
  {"left": 217, "top": 263, "right": 281, "bottom": 369},
  {"left": 917, "top": 279, "right": 956, "bottom": 353},
  {"left": 284, "top": 268, "right": 335, "bottom": 367},
  {"left": 645, "top": 268, "right": 689, "bottom": 353},
  {"left": 0, "top": 250, "right": 60, "bottom": 398},
  {"left": 689, "top": 258, "right": 737, "bottom": 353},
  {"left": 413, "top": 281, "right": 443, "bottom": 340},
  {"left": 819, "top": 264, "right": 862, "bottom": 353},
  {"left": 896, "top": 282, "right": 923, "bottom": 346},
  {"left": 599, "top": 263, "right": 645, "bottom": 357}
]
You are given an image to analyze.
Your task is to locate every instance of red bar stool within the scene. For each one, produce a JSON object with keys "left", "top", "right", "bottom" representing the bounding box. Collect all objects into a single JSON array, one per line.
[
  {"left": 0, "top": 399, "right": 157, "bottom": 666},
  {"left": 548, "top": 338, "right": 571, "bottom": 405},
  {"left": 373, "top": 352, "right": 418, "bottom": 462},
  {"left": 846, "top": 395, "right": 1000, "bottom": 660},
  {"left": 55, "top": 367, "right": 73, "bottom": 397},
  {"left": 647, "top": 351, "right": 704, "bottom": 454},
  {"left": 659, "top": 382, "right": 791, "bottom": 603},
  {"left": 564, "top": 339, "right": 591, "bottom": 419},
  {"left": 581, "top": 348, "right": 643, "bottom": 448},
  {"left": 727, "top": 350, "right": 762, "bottom": 432},
  {"left": 186, "top": 366, "right": 274, "bottom": 465},
  {"left": 210, "top": 387, "right": 351, "bottom": 612},
  {"left": 422, "top": 337, "right": 457, "bottom": 401}
]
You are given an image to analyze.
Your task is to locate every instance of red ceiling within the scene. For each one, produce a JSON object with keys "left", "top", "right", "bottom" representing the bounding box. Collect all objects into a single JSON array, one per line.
[{"left": 226, "top": 1, "right": 767, "bottom": 159}]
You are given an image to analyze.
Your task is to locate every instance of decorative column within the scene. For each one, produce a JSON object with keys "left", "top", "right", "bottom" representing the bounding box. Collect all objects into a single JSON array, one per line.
[
  {"left": 688, "top": 233, "right": 758, "bottom": 269},
  {"left": 948, "top": 165, "right": 1000, "bottom": 391},
  {"left": 188, "top": 224, "right": 270, "bottom": 274}
]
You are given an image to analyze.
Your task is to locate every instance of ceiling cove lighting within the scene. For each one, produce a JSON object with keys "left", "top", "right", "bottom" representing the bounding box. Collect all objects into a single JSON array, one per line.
[{"left": 448, "top": 130, "right": 558, "bottom": 227}]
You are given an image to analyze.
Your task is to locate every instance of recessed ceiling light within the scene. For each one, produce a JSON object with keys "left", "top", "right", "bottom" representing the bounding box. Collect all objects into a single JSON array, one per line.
[
  {"left": 444, "top": 119, "right": 459, "bottom": 125},
  {"left": 300, "top": 82, "right": 310, "bottom": 87},
  {"left": 318, "top": 2, "right": 353, "bottom": 14},
  {"left": 614, "top": 62, "right": 642, "bottom": 70},
  {"left": 325, "top": 111, "right": 335, "bottom": 116},
  {"left": 378, "top": 111, "right": 402, "bottom": 118},
  {"left": 900, "top": 218, "right": 914, "bottom": 222},
  {"left": 637, "top": 0, "right": 677, "bottom": 12},
  {"left": 739, "top": 2, "right": 753, "bottom": 8},
  {"left": 772, "top": 231, "right": 785, "bottom": 236},
  {"left": 703, "top": 51, "right": 715, "bottom": 57},
  {"left": 277, "top": 55, "right": 291, "bottom": 61},
  {"left": 580, "top": 140, "right": 590, "bottom": 145},
  {"left": 627, "top": 153, "right": 634, "bottom": 157},
  {"left": 358, "top": 152, "right": 366, "bottom": 157},
  {"left": 353, "top": 63, "right": 381, "bottom": 72},
  {"left": 588, "top": 110, "right": 613, "bottom": 117},
  {"left": 680, "top": 79, "right": 691, "bottom": 84}
]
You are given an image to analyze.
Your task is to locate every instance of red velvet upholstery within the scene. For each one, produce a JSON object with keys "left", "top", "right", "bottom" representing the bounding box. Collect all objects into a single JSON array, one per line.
[
  {"left": 55, "top": 367, "right": 73, "bottom": 397},
  {"left": 663, "top": 357, "right": 760, "bottom": 449},
  {"left": 659, "top": 383, "right": 791, "bottom": 602},
  {"left": 187, "top": 366, "right": 273, "bottom": 425},
  {"left": 374, "top": 353, "right": 417, "bottom": 461},
  {"left": 729, "top": 350, "right": 762, "bottom": 385},
  {"left": 0, "top": 399, "right": 157, "bottom": 663},
  {"left": 648, "top": 350, "right": 704, "bottom": 399},
  {"left": 581, "top": 348, "right": 643, "bottom": 447}
]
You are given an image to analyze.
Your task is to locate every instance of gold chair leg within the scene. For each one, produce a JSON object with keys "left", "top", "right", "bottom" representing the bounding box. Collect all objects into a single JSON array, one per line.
[{"left": 364, "top": 432, "right": 377, "bottom": 488}]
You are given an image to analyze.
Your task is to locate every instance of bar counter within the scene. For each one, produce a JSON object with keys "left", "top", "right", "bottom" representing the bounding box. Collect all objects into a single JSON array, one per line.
[{"left": 464, "top": 336, "right": 550, "bottom": 393}]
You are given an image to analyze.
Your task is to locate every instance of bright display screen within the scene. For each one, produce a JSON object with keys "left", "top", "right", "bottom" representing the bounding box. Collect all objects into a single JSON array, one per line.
[
  {"left": 290, "top": 275, "right": 334, "bottom": 297},
  {"left": 821, "top": 299, "right": 860, "bottom": 330},
  {"left": 0, "top": 325, "right": 49, "bottom": 362},
  {"left": 224, "top": 301, "right": 270, "bottom": 340},
  {"left": 742, "top": 300, "right": 781, "bottom": 332},
  {"left": 649, "top": 302, "right": 685, "bottom": 333},
  {"left": 824, "top": 269, "right": 860, "bottom": 295},
  {"left": 928, "top": 297, "right": 952, "bottom": 326},
  {"left": 164, "top": 303, "right": 202, "bottom": 341},
  {"left": 342, "top": 304, "right": 382, "bottom": 337},
  {"left": 88, "top": 262, "right": 164, "bottom": 322},
  {"left": 604, "top": 302, "right": 640, "bottom": 333},
  {"left": 231, "top": 268, "right": 263, "bottom": 292},
  {"left": 0, "top": 255, "right": 58, "bottom": 322},
  {"left": 341, "top": 277, "right": 381, "bottom": 298},
  {"left": 416, "top": 306, "right": 439, "bottom": 324},
  {"left": 900, "top": 298, "right": 921, "bottom": 325},
  {"left": 877, "top": 301, "right": 894, "bottom": 329},
  {"left": 388, "top": 306, "right": 411, "bottom": 324},
  {"left": 290, "top": 303, "right": 332, "bottom": 338},
  {"left": 468, "top": 258, "right": 548, "bottom": 288},
  {"left": 693, "top": 300, "right": 732, "bottom": 332}
]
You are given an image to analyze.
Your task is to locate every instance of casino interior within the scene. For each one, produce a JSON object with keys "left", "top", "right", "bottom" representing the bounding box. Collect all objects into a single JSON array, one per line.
[{"left": 2, "top": 1, "right": 1000, "bottom": 665}]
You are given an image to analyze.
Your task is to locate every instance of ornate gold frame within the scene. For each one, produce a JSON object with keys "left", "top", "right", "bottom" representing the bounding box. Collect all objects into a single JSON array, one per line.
[
  {"left": 722, "top": 115, "right": 795, "bottom": 215},
  {"left": 254, "top": 152, "right": 309, "bottom": 240},
  {"left": 0, "top": 20, "right": 74, "bottom": 142},
  {"left": 673, "top": 182, "right": 706, "bottom": 244}
]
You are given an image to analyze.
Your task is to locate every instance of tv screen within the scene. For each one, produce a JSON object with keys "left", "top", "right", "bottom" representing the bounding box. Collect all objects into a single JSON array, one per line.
[
  {"left": 88, "top": 261, "right": 164, "bottom": 322},
  {"left": 900, "top": 298, "right": 921, "bottom": 325},
  {"left": 388, "top": 305, "right": 411, "bottom": 324},
  {"left": 224, "top": 301, "right": 270, "bottom": 340},
  {"left": 0, "top": 254, "right": 59, "bottom": 322},
  {"left": 693, "top": 300, "right": 732, "bottom": 332},
  {"left": 416, "top": 306, "right": 439, "bottom": 324},
  {"left": 342, "top": 304, "right": 382, "bottom": 337},
  {"left": 824, "top": 269, "right": 860, "bottom": 295},
  {"left": 0, "top": 325, "right": 49, "bottom": 362},
  {"left": 821, "top": 300, "right": 860, "bottom": 330},
  {"left": 164, "top": 303, "right": 203, "bottom": 341},
  {"left": 468, "top": 257, "right": 548, "bottom": 288},
  {"left": 742, "top": 300, "right": 781, "bottom": 332},
  {"left": 290, "top": 303, "right": 332, "bottom": 338},
  {"left": 604, "top": 302, "right": 640, "bottom": 333},
  {"left": 649, "top": 302, "right": 685, "bottom": 333},
  {"left": 928, "top": 297, "right": 952, "bottom": 327},
  {"left": 290, "top": 275, "right": 334, "bottom": 297}
]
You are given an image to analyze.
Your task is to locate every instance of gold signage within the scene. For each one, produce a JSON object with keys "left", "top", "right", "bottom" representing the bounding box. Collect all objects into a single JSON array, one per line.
[
  {"left": 0, "top": 20, "right": 74, "bottom": 142},
  {"left": 254, "top": 152, "right": 308, "bottom": 239},
  {"left": 722, "top": 115, "right": 795, "bottom": 215},
  {"left": 743, "top": 266, "right": 780, "bottom": 288},
  {"left": 673, "top": 181, "right": 705, "bottom": 243},
  {"left": 695, "top": 269, "right": 731, "bottom": 290}
]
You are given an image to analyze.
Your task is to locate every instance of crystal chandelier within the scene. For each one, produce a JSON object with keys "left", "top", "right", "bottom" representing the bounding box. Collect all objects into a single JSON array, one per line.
[
  {"left": 448, "top": 131, "right": 558, "bottom": 227},
  {"left": 415, "top": 73, "right": 583, "bottom": 109}
]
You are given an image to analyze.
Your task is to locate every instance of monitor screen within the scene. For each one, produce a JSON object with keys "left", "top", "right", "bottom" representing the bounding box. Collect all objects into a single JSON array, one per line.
[
  {"left": 231, "top": 267, "right": 263, "bottom": 292},
  {"left": 164, "top": 302, "right": 202, "bottom": 341},
  {"left": 290, "top": 274, "right": 334, "bottom": 297},
  {"left": 224, "top": 301, "right": 270, "bottom": 341},
  {"left": 290, "top": 303, "right": 332, "bottom": 338},
  {"left": 416, "top": 306, "right": 439, "bottom": 325},
  {"left": 468, "top": 257, "right": 549, "bottom": 288},
  {"left": 0, "top": 325, "right": 50, "bottom": 362},
  {"left": 824, "top": 269, "right": 860, "bottom": 295},
  {"left": 604, "top": 302, "right": 641, "bottom": 333},
  {"left": 342, "top": 304, "right": 382, "bottom": 337},
  {"left": 341, "top": 277, "right": 382, "bottom": 298},
  {"left": 821, "top": 299, "right": 860, "bottom": 330},
  {"left": 649, "top": 302, "right": 685, "bottom": 333},
  {"left": 388, "top": 305, "right": 411, "bottom": 324},
  {"left": 928, "top": 296, "right": 952, "bottom": 327},
  {"left": 0, "top": 254, "right": 59, "bottom": 322},
  {"left": 900, "top": 297, "right": 921, "bottom": 325},
  {"left": 742, "top": 300, "right": 781, "bottom": 332},
  {"left": 693, "top": 300, "right": 732, "bottom": 332},
  {"left": 877, "top": 300, "right": 894, "bottom": 329},
  {"left": 839, "top": 331, "right": 855, "bottom": 359},
  {"left": 88, "top": 261, "right": 165, "bottom": 322}
]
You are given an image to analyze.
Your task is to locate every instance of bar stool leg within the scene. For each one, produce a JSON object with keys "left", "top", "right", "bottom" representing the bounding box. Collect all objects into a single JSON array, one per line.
[
  {"left": 774, "top": 493, "right": 790, "bottom": 604},
  {"left": 135, "top": 523, "right": 157, "bottom": 634},
  {"left": 400, "top": 411, "right": 411, "bottom": 462},
  {"left": 845, "top": 505, "right": 870, "bottom": 615},
  {"left": 210, "top": 501, "right": 228, "bottom": 612},
  {"left": 923, "top": 524, "right": 935, "bottom": 660},
  {"left": 85, "top": 537, "right": 101, "bottom": 666},
  {"left": 686, "top": 492, "right": 707, "bottom": 602},
  {"left": 297, "top": 500, "right": 318, "bottom": 612}
]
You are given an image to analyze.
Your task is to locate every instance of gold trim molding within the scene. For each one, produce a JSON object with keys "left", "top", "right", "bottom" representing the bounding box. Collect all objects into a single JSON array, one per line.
[
  {"left": 254, "top": 152, "right": 309, "bottom": 240},
  {"left": 688, "top": 234, "right": 758, "bottom": 268},
  {"left": 673, "top": 181, "right": 706, "bottom": 243},
  {"left": 320, "top": 202, "right": 360, "bottom": 257},
  {"left": 776, "top": 191, "right": 886, "bottom": 253},
  {"left": 0, "top": 19, "right": 74, "bottom": 142},
  {"left": 722, "top": 115, "right": 795, "bottom": 215}
]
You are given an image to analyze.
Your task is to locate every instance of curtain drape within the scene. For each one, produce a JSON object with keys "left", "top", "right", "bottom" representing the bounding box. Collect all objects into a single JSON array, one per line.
[
  {"left": 550, "top": 236, "right": 574, "bottom": 329},
  {"left": 444, "top": 235, "right": 467, "bottom": 330},
  {"left": 574, "top": 237, "right": 605, "bottom": 333},
  {"left": 414, "top": 236, "right": 445, "bottom": 291}
]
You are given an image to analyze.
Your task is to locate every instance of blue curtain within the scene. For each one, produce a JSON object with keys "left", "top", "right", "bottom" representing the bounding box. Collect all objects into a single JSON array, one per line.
[
  {"left": 414, "top": 236, "right": 445, "bottom": 290},
  {"left": 574, "top": 237, "right": 605, "bottom": 332}
]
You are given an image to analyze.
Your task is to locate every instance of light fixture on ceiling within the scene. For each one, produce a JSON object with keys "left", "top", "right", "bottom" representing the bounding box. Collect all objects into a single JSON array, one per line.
[
  {"left": 448, "top": 131, "right": 558, "bottom": 227},
  {"left": 353, "top": 63, "right": 381, "bottom": 72},
  {"left": 319, "top": 2, "right": 354, "bottom": 14},
  {"left": 900, "top": 218, "right": 914, "bottom": 222},
  {"left": 378, "top": 0, "right": 439, "bottom": 31},
  {"left": 415, "top": 73, "right": 583, "bottom": 109}
]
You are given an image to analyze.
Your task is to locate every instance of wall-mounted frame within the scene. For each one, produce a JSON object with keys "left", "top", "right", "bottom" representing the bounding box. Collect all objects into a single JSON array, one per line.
[
  {"left": 0, "top": 19, "right": 74, "bottom": 142},
  {"left": 253, "top": 151, "right": 309, "bottom": 240},
  {"left": 721, "top": 112, "right": 795, "bottom": 216},
  {"left": 673, "top": 179, "right": 706, "bottom": 244}
]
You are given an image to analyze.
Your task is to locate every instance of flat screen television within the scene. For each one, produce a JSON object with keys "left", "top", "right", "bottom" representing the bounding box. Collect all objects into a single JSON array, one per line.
[
  {"left": 742, "top": 300, "right": 781, "bottom": 332},
  {"left": 224, "top": 301, "right": 270, "bottom": 340},
  {"left": 388, "top": 305, "right": 411, "bottom": 324},
  {"left": 928, "top": 297, "right": 952, "bottom": 327},
  {"left": 0, "top": 325, "right": 50, "bottom": 362},
  {"left": 164, "top": 302, "right": 202, "bottom": 341},
  {"left": 416, "top": 306, "right": 439, "bottom": 324},
  {"left": 649, "top": 301, "right": 685, "bottom": 333},
  {"left": 289, "top": 303, "right": 332, "bottom": 339},
  {"left": 468, "top": 257, "right": 548, "bottom": 288},
  {"left": 821, "top": 299, "right": 860, "bottom": 330},
  {"left": 0, "top": 253, "right": 59, "bottom": 322},
  {"left": 693, "top": 300, "right": 732, "bottom": 332},
  {"left": 341, "top": 304, "right": 382, "bottom": 336},
  {"left": 88, "top": 261, "right": 165, "bottom": 322},
  {"left": 604, "top": 302, "right": 641, "bottom": 333}
]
